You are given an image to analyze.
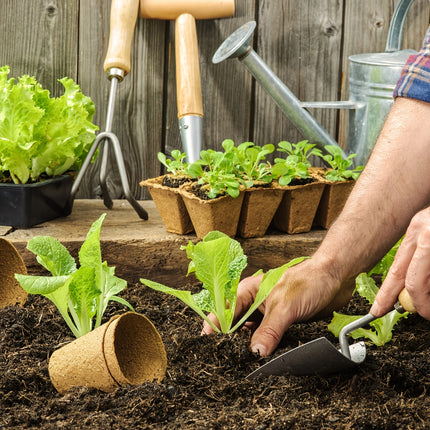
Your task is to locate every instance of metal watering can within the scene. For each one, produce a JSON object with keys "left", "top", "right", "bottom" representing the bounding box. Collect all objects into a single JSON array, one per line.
[{"left": 212, "top": 0, "right": 417, "bottom": 165}]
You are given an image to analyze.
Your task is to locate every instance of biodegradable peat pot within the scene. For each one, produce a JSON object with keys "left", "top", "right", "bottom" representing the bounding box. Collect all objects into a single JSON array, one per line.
[
  {"left": 48, "top": 312, "right": 167, "bottom": 394},
  {"left": 237, "top": 185, "right": 285, "bottom": 238},
  {"left": 0, "top": 238, "right": 27, "bottom": 307},
  {"left": 179, "top": 184, "right": 245, "bottom": 239},
  {"left": 0, "top": 175, "right": 73, "bottom": 228},
  {"left": 314, "top": 179, "right": 355, "bottom": 229},
  {"left": 272, "top": 179, "right": 325, "bottom": 234},
  {"left": 140, "top": 175, "right": 193, "bottom": 234}
]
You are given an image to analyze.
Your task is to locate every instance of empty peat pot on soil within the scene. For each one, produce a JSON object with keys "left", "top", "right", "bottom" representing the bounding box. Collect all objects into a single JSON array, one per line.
[
  {"left": 0, "top": 175, "right": 73, "bottom": 228},
  {"left": 0, "top": 238, "right": 27, "bottom": 308},
  {"left": 48, "top": 312, "right": 167, "bottom": 394},
  {"left": 140, "top": 175, "right": 193, "bottom": 235}
]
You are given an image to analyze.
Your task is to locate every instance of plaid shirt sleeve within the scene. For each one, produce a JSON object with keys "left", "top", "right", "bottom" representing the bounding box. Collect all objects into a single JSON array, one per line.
[{"left": 394, "top": 26, "right": 430, "bottom": 102}]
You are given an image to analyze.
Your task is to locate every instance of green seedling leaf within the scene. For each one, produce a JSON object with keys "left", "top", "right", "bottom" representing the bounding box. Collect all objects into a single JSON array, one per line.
[
  {"left": 27, "top": 236, "right": 76, "bottom": 276},
  {"left": 0, "top": 66, "right": 98, "bottom": 184},
  {"left": 15, "top": 214, "right": 132, "bottom": 338},
  {"left": 322, "top": 145, "right": 363, "bottom": 182},
  {"left": 142, "top": 231, "right": 308, "bottom": 334}
]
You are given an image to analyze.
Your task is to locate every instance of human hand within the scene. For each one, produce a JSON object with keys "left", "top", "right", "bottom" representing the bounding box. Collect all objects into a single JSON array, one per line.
[
  {"left": 202, "top": 258, "right": 353, "bottom": 357},
  {"left": 371, "top": 207, "right": 430, "bottom": 320}
]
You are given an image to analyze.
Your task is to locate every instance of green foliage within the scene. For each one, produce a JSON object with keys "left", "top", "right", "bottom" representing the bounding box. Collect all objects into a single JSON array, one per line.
[
  {"left": 157, "top": 149, "right": 190, "bottom": 177},
  {"left": 271, "top": 140, "right": 320, "bottom": 186},
  {"left": 277, "top": 140, "right": 323, "bottom": 164},
  {"left": 141, "top": 231, "right": 307, "bottom": 333},
  {"left": 233, "top": 142, "right": 274, "bottom": 187},
  {"left": 0, "top": 65, "right": 98, "bottom": 184},
  {"left": 321, "top": 145, "right": 363, "bottom": 182},
  {"left": 328, "top": 239, "right": 408, "bottom": 346},
  {"left": 15, "top": 214, "right": 133, "bottom": 338},
  {"left": 188, "top": 139, "right": 244, "bottom": 199}
]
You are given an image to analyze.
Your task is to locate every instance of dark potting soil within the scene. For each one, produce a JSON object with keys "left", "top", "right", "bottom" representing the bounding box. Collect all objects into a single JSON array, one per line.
[
  {"left": 2, "top": 280, "right": 430, "bottom": 429},
  {"left": 161, "top": 175, "right": 192, "bottom": 189}
]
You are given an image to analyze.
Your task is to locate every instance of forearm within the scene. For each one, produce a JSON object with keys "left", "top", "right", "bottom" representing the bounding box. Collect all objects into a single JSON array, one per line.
[{"left": 314, "top": 97, "right": 430, "bottom": 283}]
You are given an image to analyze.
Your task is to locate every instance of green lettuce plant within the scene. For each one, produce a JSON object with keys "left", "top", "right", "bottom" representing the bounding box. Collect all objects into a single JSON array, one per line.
[
  {"left": 328, "top": 239, "right": 408, "bottom": 346},
  {"left": 15, "top": 214, "right": 133, "bottom": 338},
  {"left": 157, "top": 149, "right": 190, "bottom": 177},
  {"left": 232, "top": 141, "right": 274, "bottom": 187},
  {"left": 321, "top": 145, "right": 363, "bottom": 182},
  {"left": 188, "top": 140, "right": 244, "bottom": 199},
  {"left": 141, "top": 231, "right": 307, "bottom": 333},
  {"left": 0, "top": 65, "right": 98, "bottom": 184},
  {"left": 271, "top": 140, "right": 323, "bottom": 186}
]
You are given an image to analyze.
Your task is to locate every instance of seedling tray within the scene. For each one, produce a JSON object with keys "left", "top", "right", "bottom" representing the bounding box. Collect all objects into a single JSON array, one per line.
[{"left": 0, "top": 175, "right": 73, "bottom": 228}]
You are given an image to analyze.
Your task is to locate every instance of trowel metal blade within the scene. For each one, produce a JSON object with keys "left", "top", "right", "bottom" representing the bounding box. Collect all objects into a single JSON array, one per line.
[{"left": 246, "top": 337, "right": 366, "bottom": 379}]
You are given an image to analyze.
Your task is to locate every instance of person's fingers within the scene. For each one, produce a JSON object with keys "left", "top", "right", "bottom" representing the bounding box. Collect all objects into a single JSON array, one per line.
[
  {"left": 404, "top": 227, "right": 430, "bottom": 319},
  {"left": 371, "top": 233, "right": 416, "bottom": 317},
  {"left": 201, "top": 312, "right": 221, "bottom": 335},
  {"left": 201, "top": 274, "right": 263, "bottom": 335},
  {"left": 249, "top": 299, "right": 295, "bottom": 357}
]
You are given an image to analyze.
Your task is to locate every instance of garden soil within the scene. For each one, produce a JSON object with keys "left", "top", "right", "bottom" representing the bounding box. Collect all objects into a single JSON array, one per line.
[{"left": 2, "top": 279, "right": 430, "bottom": 429}]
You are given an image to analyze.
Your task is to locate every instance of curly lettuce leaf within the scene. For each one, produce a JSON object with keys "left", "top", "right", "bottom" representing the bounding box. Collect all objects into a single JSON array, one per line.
[{"left": 0, "top": 66, "right": 98, "bottom": 183}]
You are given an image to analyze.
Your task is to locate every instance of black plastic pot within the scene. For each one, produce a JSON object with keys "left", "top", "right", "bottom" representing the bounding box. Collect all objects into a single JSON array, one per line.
[{"left": 0, "top": 175, "right": 73, "bottom": 228}]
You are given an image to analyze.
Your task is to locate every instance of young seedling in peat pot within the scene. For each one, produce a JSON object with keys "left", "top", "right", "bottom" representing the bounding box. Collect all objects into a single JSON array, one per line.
[
  {"left": 314, "top": 145, "right": 364, "bottom": 229},
  {"left": 230, "top": 141, "right": 285, "bottom": 238},
  {"left": 140, "top": 149, "right": 195, "bottom": 235},
  {"left": 179, "top": 140, "right": 246, "bottom": 238},
  {"left": 271, "top": 140, "right": 326, "bottom": 234},
  {"left": 141, "top": 231, "right": 306, "bottom": 333}
]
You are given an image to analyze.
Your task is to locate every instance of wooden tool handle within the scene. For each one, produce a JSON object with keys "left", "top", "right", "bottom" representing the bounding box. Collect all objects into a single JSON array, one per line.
[
  {"left": 175, "top": 13, "right": 204, "bottom": 118},
  {"left": 398, "top": 288, "right": 416, "bottom": 313},
  {"left": 104, "top": 0, "right": 139, "bottom": 75}
]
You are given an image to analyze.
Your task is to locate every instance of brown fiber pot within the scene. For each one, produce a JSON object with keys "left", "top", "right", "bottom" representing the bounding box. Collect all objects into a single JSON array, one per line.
[
  {"left": 140, "top": 175, "right": 193, "bottom": 235},
  {"left": 314, "top": 179, "right": 355, "bottom": 229},
  {"left": 237, "top": 186, "right": 285, "bottom": 238},
  {"left": 0, "top": 238, "right": 27, "bottom": 308},
  {"left": 48, "top": 312, "right": 167, "bottom": 394},
  {"left": 272, "top": 180, "right": 325, "bottom": 234},
  {"left": 179, "top": 184, "right": 245, "bottom": 239}
]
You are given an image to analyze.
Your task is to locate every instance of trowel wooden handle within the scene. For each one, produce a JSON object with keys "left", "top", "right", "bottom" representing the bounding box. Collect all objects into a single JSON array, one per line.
[
  {"left": 398, "top": 288, "right": 416, "bottom": 313},
  {"left": 104, "top": 0, "right": 139, "bottom": 75},
  {"left": 175, "top": 13, "right": 204, "bottom": 118}
]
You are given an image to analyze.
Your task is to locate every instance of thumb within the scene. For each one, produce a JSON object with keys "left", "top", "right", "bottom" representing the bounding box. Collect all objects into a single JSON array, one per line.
[{"left": 250, "top": 306, "right": 294, "bottom": 357}]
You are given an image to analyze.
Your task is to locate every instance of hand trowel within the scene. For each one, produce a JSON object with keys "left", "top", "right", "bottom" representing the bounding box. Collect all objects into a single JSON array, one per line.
[{"left": 247, "top": 288, "right": 416, "bottom": 379}]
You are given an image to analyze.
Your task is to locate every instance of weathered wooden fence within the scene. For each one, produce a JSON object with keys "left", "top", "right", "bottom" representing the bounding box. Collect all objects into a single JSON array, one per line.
[{"left": 0, "top": 0, "right": 428, "bottom": 199}]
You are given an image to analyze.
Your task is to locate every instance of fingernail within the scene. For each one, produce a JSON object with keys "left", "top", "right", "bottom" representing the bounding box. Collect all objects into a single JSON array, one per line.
[{"left": 251, "top": 343, "right": 267, "bottom": 357}]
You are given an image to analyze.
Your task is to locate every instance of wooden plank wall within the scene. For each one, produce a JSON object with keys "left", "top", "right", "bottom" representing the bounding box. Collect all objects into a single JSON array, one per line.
[{"left": 0, "top": 0, "right": 428, "bottom": 199}]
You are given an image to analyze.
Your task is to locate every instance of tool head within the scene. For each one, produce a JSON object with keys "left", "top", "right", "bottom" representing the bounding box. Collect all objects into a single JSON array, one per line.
[
  {"left": 246, "top": 337, "right": 367, "bottom": 379},
  {"left": 212, "top": 20, "right": 256, "bottom": 63},
  {"left": 139, "top": 0, "right": 234, "bottom": 20}
]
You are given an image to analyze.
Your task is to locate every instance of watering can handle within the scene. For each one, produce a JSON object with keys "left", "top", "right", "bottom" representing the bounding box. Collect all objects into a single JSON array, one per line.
[{"left": 385, "top": 0, "right": 415, "bottom": 52}]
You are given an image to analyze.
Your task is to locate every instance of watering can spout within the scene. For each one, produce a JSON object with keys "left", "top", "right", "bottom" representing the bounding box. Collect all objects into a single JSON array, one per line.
[{"left": 213, "top": 21, "right": 347, "bottom": 160}]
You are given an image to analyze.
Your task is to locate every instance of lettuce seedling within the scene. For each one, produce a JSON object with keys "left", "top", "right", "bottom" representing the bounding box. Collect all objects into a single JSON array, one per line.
[
  {"left": 328, "top": 239, "right": 408, "bottom": 346},
  {"left": 188, "top": 140, "right": 244, "bottom": 198},
  {"left": 321, "top": 145, "right": 363, "bottom": 182},
  {"left": 141, "top": 231, "right": 306, "bottom": 333},
  {"left": 0, "top": 65, "right": 98, "bottom": 184},
  {"left": 157, "top": 149, "right": 190, "bottom": 177},
  {"left": 233, "top": 141, "right": 274, "bottom": 187},
  {"left": 15, "top": 214, "right": 133, "bottom": 337}
]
